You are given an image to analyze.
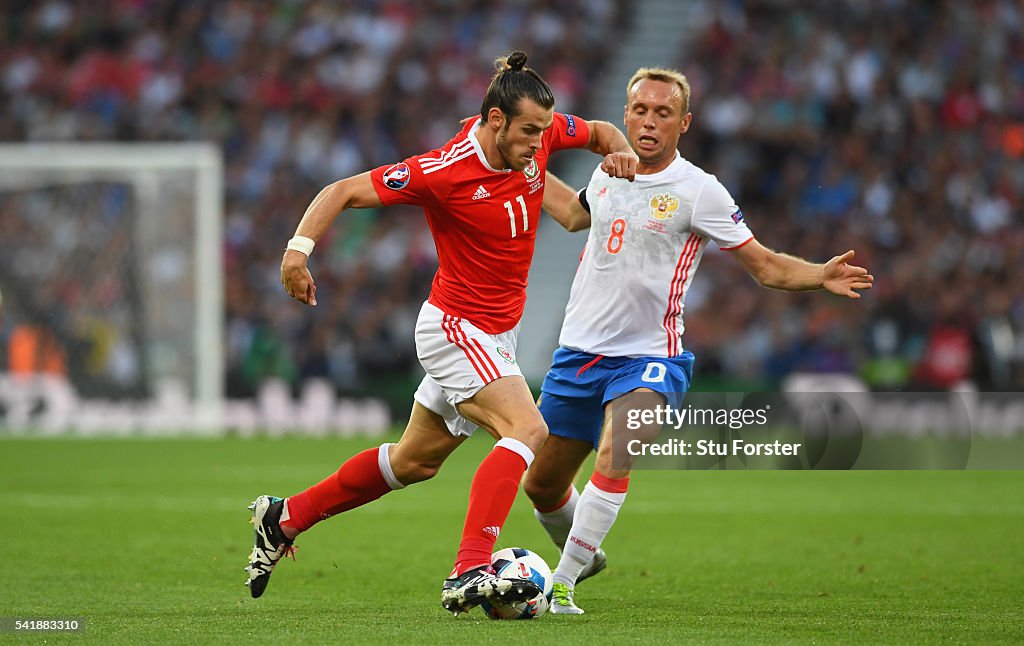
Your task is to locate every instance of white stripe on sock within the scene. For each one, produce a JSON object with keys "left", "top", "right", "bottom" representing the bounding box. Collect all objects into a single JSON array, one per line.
[
  {"left": 495, "top": 437, "right": 535, "bottom": 467},
  {"left": 377, "top": 443, "right": 405, "bottom": 490}
]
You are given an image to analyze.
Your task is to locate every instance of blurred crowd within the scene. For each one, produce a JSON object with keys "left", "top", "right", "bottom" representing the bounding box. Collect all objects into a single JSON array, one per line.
[
  {"left": 676, "top": 0, "right": 1023, "bottom": 390},
  {"left": 0, "top": 0, "right": 624, "bottom": 397},
  {"left": 0, "top": 0, "right": 1020, "bottom": 398}
]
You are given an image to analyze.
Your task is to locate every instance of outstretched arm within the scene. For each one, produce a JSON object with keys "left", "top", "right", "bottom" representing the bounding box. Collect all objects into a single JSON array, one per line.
[
  {"left": 584, "top": 120, "right": 638, "bottom": 181},
  {"left": 281, "top": 172, "right": 383, "bottom": 306},
  {"left": 731, "top": 239, "right": 873, "bottom": 298},
  {"left": 542, "top": 171, "right": 590, "bottom": 232}
]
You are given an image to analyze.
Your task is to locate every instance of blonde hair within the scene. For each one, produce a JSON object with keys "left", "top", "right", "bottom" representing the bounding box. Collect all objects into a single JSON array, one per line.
[{"left": 626, "top": 67, "right": 691, "bottom": 113}]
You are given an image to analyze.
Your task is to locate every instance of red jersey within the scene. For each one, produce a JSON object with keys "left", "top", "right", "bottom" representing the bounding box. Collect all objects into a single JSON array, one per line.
[{"left": 369, "top": 113, "right": 591, "bottom": 334}]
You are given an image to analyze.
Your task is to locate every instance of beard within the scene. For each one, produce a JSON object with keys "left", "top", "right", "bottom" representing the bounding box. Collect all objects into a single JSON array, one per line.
[{"left": 496, "top": 125, "right": 529, "bottom": 171}]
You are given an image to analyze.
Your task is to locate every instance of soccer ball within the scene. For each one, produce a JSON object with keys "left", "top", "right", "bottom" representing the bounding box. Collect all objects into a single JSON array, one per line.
[{"left": 480, "top": 547, "right": 553, "bottom": 620}]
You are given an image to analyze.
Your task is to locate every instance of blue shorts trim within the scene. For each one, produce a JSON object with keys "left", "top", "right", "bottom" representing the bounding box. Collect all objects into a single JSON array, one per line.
[{"left": 538, "top": 347, "right": 695, "bottom": 450}]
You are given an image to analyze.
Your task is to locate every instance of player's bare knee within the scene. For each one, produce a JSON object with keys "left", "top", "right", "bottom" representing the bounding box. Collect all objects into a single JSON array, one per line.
[{"left": 511, "top": 418, "right": 548, "bottom": 453}]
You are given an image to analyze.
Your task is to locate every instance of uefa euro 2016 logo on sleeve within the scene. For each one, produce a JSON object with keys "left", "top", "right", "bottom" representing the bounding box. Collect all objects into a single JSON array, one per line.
[
  {"left": 564, "top": 113, "right": 576, "bottom": 136},
  {"left": 383, "top": 163, "right": 411, "bottom": 190}
]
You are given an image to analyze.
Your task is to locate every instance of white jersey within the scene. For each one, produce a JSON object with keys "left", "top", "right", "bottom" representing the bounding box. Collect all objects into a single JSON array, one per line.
[{"left": 559, "top": 152, "right": 753, "bottom": 358}]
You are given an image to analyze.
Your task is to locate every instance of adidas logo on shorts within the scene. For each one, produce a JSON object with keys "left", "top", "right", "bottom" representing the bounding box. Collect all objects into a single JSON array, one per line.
[{"left": 472, "top": 185, "right": 490, "bottom": 200}]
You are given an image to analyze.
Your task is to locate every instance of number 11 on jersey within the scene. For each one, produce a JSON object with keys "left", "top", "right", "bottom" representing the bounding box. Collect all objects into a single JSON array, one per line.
[{"left": 505, "top": 195, "right": 528, "bottom": 238}]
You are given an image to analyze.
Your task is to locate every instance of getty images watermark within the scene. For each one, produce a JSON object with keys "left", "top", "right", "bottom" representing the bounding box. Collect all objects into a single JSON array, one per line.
[
  {"left": 624, "top": 403, "right": 802, "bottom": 458},
  {"left": 609, "top": 391, "right": 1024, "bottom": 470}
]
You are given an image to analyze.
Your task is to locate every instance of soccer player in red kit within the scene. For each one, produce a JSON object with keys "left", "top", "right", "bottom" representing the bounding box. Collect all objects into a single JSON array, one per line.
[{"left": 245, "top": 51, "right": 638, "bottom": 615}]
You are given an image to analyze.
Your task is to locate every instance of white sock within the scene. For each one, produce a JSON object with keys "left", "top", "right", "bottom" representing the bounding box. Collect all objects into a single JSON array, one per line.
[
  {"left": 534, "top": 486, "right": 580, "bottom": 549},
  {"left": 553, "top": 480, "right": 626, "bottom": 587}
]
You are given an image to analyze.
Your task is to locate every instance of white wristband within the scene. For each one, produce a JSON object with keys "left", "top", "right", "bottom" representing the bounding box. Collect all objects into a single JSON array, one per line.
[{"left": 286, "top": 235, "right": 315, "bottom": 256}]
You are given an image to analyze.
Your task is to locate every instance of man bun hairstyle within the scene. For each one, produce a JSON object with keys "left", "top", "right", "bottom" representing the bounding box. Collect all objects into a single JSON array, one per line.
[
  {"left": 506, "top": 51, "right": 528, "bottom": 71},
  {"left": 480, "top": 51, "right": 555, "bottom": 121}
]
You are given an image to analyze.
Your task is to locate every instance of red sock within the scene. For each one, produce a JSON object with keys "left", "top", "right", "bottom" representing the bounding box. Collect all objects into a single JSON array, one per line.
[
  {"left": 454, "top": 442, "right": 532, "bottom": 575},
  {"left": 591, "top": 470, "right": 630, "bottom": 493},
  {"left": 281, "top": 447, "right": 394, "bottom": 533}
]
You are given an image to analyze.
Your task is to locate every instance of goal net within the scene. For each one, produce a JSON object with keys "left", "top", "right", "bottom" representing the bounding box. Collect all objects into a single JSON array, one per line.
[{"left": 0, "top": 143, "right": 223, "bottom": 432}]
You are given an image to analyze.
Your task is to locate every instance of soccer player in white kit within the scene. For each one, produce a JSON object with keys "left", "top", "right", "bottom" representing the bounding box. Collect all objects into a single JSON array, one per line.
[{"left": 526, "top": 68, "right": 874, "bottom": 614}]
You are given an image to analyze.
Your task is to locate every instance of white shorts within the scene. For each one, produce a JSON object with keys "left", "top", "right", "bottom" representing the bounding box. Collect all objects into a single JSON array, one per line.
[{"left": 413, "top": 301, "right": 523, "bottom": 437}]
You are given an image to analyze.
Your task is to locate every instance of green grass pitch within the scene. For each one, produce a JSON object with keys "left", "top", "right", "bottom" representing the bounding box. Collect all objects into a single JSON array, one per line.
[{"left": 3, "top": 434, "right": 1022, "bottom": 644}]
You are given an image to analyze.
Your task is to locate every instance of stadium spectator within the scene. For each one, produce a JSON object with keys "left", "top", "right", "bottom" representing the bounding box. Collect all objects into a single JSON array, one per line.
[{"left": 7, "top": 324, "right": 66, "bottom": 378}]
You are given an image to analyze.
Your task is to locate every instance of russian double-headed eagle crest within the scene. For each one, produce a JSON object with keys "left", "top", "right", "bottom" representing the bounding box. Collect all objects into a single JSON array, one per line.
[{"left": 649, "top": 193, "right": 679, "bottom": 220}]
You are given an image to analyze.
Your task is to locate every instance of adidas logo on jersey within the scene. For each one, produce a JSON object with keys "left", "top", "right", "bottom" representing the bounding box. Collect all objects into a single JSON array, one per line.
[{"left": 472, "top": 185, "right": 490, "bottom": 200}]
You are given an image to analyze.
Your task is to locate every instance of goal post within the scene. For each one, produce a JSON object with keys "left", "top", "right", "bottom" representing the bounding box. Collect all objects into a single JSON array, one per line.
[{"left": 0, "top": 143, "right": 224, "bottom": 427}]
